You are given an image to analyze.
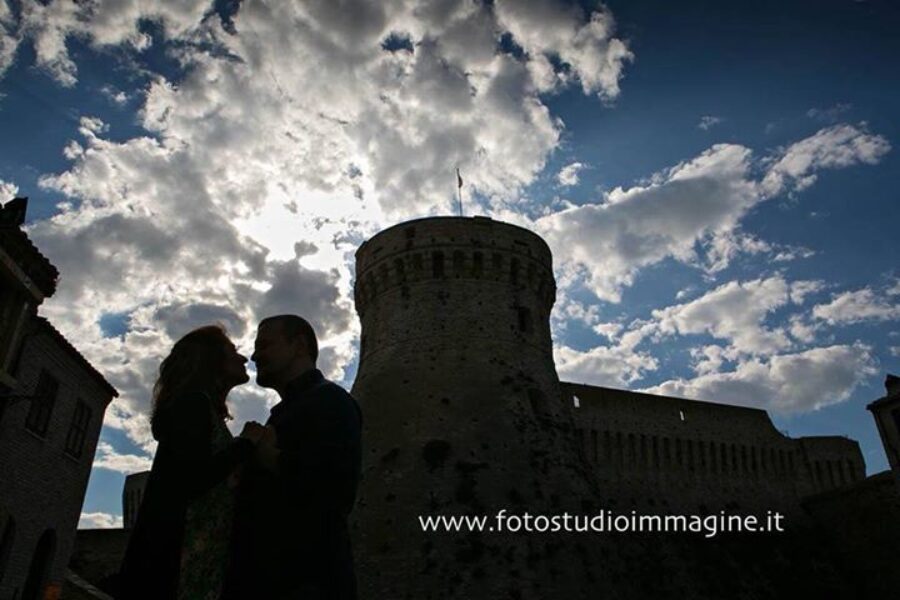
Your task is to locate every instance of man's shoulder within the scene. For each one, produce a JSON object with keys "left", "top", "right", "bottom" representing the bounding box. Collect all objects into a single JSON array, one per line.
[
  {"left": 317, "top": 379, "right": 352, "bottom": 397},
  {"left": 317, "top": 380, "right": 358, "bottom": 405},
  {"left": 307, "top": 380, "right": 360, "bottom": 421}
]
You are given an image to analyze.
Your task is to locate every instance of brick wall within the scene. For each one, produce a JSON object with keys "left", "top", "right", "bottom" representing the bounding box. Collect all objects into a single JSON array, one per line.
[{"left": 0, "top": 319, "right": 113, "bottom": 599}]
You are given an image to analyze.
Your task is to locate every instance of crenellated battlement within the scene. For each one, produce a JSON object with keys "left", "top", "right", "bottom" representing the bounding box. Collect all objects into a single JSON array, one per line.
[
  {"left": 565, "top": 383, "right": 866, "bottom": 512},
  {"left": 354, "top": 216, "right": 556, "bottom": 318}
]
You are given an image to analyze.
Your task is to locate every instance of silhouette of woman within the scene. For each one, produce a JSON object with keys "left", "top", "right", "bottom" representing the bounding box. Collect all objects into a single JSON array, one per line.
[{"left": 117, "top": 324, "right": 266, "bottom": 600}]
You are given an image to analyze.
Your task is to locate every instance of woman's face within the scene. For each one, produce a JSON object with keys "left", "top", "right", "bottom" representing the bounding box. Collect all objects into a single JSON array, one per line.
[{"left": 222, "top": 339, "right": 250, "bottom": 389}]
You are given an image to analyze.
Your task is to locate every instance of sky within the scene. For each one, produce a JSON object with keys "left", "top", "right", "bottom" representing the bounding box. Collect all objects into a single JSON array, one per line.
[{"left": 0, "top": 0, "right": 897, "bottom": 529}]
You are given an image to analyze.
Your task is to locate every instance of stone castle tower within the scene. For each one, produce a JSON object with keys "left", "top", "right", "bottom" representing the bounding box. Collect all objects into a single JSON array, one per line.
[
  {"left": 350, "top": 216, "right": 602, "bottom": 599},
  {"left": 348, "top": 215, "right": 895, "bottom": 599}
]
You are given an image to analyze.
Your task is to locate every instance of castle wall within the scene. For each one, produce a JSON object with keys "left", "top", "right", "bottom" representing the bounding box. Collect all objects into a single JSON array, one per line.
[
  {"left": 795, "top": 436, "right": 865, "bottom": 497},
  {"left": 565, "top": 383, "right": 866, "bottom": 516}
]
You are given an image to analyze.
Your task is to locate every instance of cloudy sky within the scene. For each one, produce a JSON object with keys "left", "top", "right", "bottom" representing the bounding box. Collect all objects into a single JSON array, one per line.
[{"left": 1, "top": 0, "right": 897, "bottom": 528}]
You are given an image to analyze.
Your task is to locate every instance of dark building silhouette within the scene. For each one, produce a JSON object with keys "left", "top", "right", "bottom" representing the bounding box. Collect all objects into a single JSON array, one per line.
[
  {"left": 349, "top": 216, "right": 900, "bottom": 599},
  {"left": 93, "top": 216, "right": 898, "bottom": 598},
  {"left": 0, "top": 198, "right": 57, "bottom": 397},
  {"left": 867, "top": 374, "right": 900, "bottom": 492},
  {"left": 566, "top": 383, "right": 864, "bottom": 516},
  {"left": 0, "top": 198, "right": 117, "bottom": 600},
  {"left": 66, "top": 475, "right": 144, "bottom": 597},
  {"left": 121, "top": 472, "right": 149, "bottom": 531}
]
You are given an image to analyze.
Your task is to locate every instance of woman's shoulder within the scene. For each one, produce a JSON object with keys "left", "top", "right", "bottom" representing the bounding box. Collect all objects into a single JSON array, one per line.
[{"left": 152, "top": 390, "right": 215, "bottom": 440}]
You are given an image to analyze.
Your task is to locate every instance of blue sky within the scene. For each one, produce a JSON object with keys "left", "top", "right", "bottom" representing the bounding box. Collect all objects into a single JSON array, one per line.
[{"left": 0, "top": 0, "right": 897, "bottom": 527}]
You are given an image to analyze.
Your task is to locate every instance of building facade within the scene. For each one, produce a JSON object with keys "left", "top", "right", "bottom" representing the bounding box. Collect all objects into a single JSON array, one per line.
[
  {"left": 0, "top": 198, "right": 57, "bottom": 403},
  {"left": 0, "top": 199, "right": 117, "bottom": 600}
]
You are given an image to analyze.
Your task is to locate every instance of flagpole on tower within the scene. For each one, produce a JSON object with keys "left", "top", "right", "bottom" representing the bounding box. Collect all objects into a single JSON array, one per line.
[{"left": 456, "top": 167, "right": 464, "bottom": 217}]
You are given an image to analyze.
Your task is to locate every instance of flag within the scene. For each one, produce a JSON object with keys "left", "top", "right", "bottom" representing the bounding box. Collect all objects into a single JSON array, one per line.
[{"left": 457, "top": 168, "right": 463, "bottom": 189}]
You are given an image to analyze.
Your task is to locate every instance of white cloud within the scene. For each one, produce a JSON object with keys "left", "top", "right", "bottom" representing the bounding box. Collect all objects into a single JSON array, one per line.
[
  {"left": 538, "top": 143, "right": 759, "bottom": 301},
  {"left": 6, "top": 0, "right": 633, "bottom": 454},
  {"left": 0, "top": 178, "right": 18, "bottom": 200},
  {"left": 772, "top": 246, "right": 816, "bottom": 263},
  {"left": 555, "top": 315, "right": 659, "bottom": 387},
  {"left": 703, "top": 231, "right": 771, "bottom": 273},
  {"left": 592, "top": 321, "right": 623, "bottom": 341},
  {"left": 806, "top": 103, "right": 851, "bottom": 123},
  {"left": 0, "top": 0, "right": 17, "bottom": 80},
  {"left": 788, "top": 280, "right": 825, "bottom": 304},
  {"left": 100, "top": 85, "right": 129, "bottom": 105},
  {"left": 551, "top": 296, "right": 602, "bottom": 333},
  {"left": 537, "top": 124, "right": 889, "bottom": 302},
  {"left": 4, "top": 0, "right": 893, "bottom": 458},
  {"left": 92, "top": 442, "right": 152, "bottom": 474},
  {"left": 644, "top": 343, "right": 877, "bottom": 414},
  {"left": 787, "top": 315, "right": 821, "bottom": 344},
  {"left": 494, "top": 0, "right": 633, "bottom": 98},
  {"left": 812, "top": 288, "right": 900, "bottom": 325},
  {"left": 651, "top": 277, "right": 793, "bottom": 356},
  {"left": 761, "top": 123, "right": 891, "bottom": 196},
  {"left": 557, "top": 161, "right": 585, "bottom": 187},
  {"left": 704, "top": 233, "right": 814, "bottom": 274},
  {"left": 689, "top": 344, "right": 739, "bottom": 376},
  {"left": 698, "top": 115, "right": 723, "bottom": 130},
  {"left": 558, "top": 276, "right": 832, "bottom": 386},
  {"left": 675, "top": 287, "right": 696, "bottom": 300},
  {"left": 78, "top": 511, "right": 124, "bottom": 529},
  {"left": 11, "top": 0, "right": 208, "bottom": 86},
  {"left": 555, "top": 341, "right": 658, "bottom": 388}
]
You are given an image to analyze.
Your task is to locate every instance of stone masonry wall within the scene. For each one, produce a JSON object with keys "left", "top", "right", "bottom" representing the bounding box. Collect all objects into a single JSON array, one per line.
[
  {"left": 565, "top": 383, "right": 865, "bottom": 518},
  {"left": 351, "top": 217, "right": 608, "bottom": 600}
]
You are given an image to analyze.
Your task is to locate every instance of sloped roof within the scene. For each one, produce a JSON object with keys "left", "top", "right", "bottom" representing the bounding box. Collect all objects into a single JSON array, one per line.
[
  {"left": 0, "top": 215, "right": 59, "bottom": 298},
  {"left": 33, "top": 316, "right": 118, "bottom": 399}
]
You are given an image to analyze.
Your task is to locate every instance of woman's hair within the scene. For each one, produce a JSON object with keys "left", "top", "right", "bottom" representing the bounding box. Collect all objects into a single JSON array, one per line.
[{"left": 150, "top": 324, "right": 233, "bottom": 431}]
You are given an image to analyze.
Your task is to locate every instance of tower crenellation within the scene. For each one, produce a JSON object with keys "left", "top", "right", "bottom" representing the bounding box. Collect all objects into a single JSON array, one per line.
[{"left": 354, "top": 217, "right": 557, "bottom": 363}]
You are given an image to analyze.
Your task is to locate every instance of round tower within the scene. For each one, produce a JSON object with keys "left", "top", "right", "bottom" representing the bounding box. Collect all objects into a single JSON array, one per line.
[{"left": 351, "top": 216, "right": 600, "bottom": 599}]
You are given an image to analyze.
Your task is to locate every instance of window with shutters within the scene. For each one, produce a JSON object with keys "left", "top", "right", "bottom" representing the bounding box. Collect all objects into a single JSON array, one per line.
[
  {"left": 65, "top": 400, "right": 92, "bottom": 458},
  {"left": 24, "top": 370, "right": 59, "bottom": 438}
]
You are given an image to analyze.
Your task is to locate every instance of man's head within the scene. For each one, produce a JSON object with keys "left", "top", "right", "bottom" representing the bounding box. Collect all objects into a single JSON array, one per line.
[{"left": 252, "top": 315, "right": 318, "bottom": 390}]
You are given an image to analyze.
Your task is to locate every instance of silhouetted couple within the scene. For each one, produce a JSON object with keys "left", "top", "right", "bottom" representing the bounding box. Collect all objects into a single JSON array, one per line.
[{"left": 117, "top": 315, "right": 362, "bottom": 600}]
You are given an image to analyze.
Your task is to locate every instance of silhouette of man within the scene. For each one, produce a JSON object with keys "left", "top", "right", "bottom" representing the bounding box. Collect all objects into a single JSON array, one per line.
[{"left": 225, "top": 315, "right": 362, "bottom": 600}]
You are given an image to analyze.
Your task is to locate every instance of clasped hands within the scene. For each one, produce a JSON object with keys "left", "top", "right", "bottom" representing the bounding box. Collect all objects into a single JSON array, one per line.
[
  {"left": 238, "top": 421, "right": 280, "bottom": 473},
  {"left": 239, "top": 421, "right": 275, "bottom": 445}
]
